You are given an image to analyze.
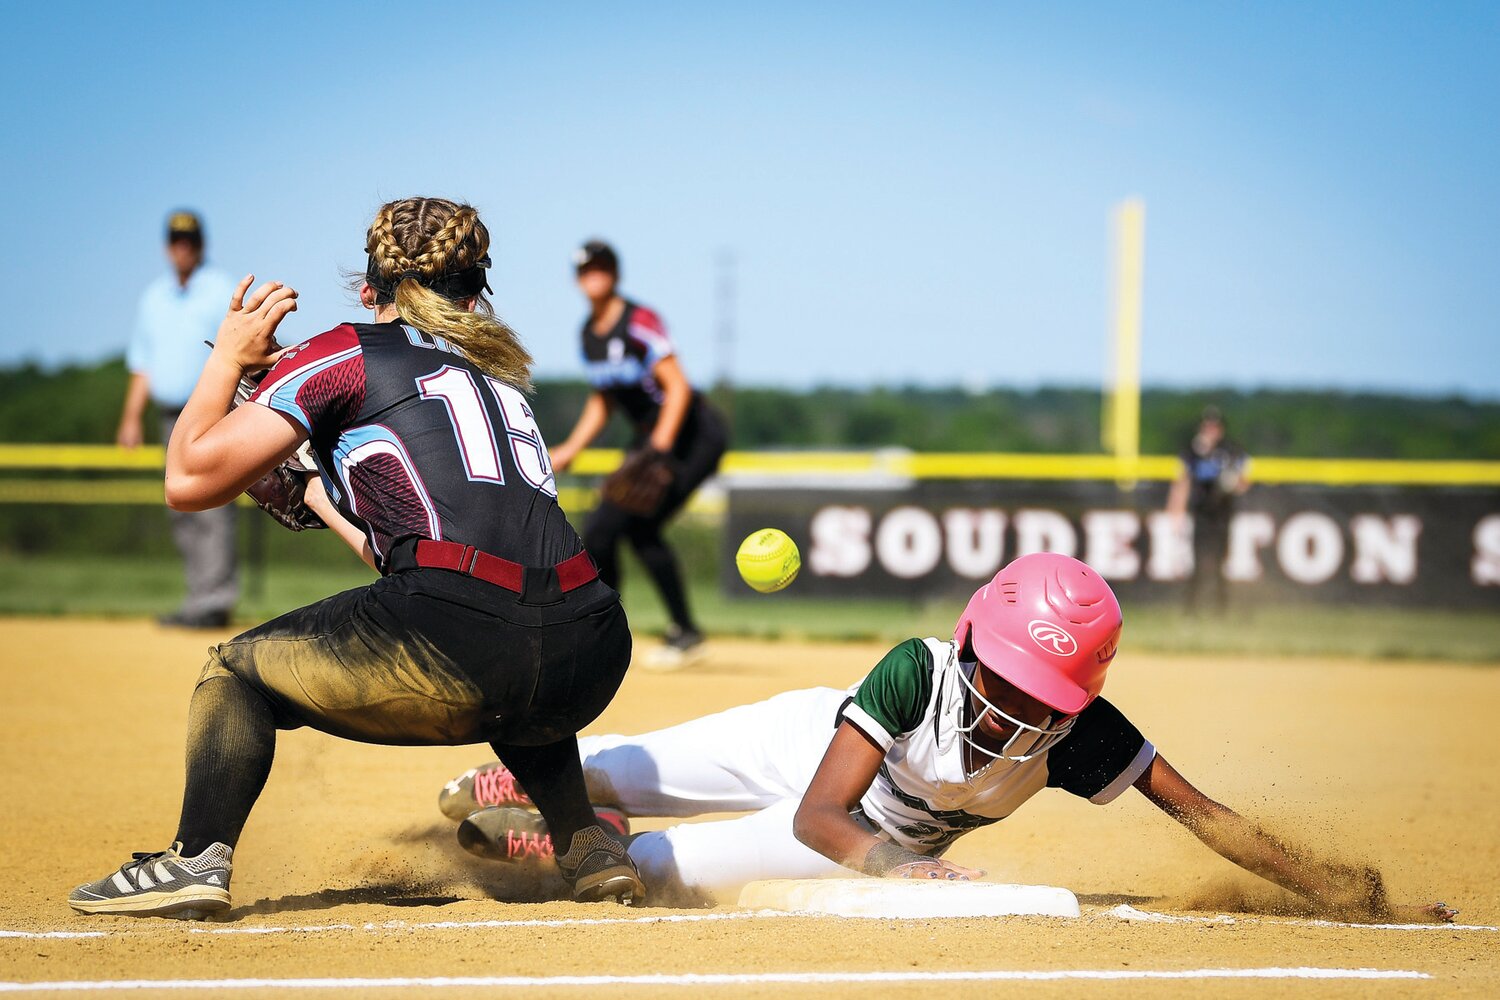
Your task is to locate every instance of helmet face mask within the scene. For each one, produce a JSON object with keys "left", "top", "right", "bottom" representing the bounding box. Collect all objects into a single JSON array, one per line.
[{"left": 954, "top": 660, "right": 1076, "bottom": 764}]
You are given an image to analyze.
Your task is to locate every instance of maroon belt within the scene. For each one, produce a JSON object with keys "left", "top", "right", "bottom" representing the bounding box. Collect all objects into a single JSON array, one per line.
[{"left": 412, "top": 540, "right": 598, "bottom": 594}]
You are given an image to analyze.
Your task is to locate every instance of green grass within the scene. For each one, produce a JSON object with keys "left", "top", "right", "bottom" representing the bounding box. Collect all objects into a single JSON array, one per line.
[
  {"left": 1108, "top": 605, "right": 1500, "bottom": 663},
  {"left": 0, "top": 553, "right": 1496, "bottom": 663},
  {"left": 633, "top": 587, "right": 1500, "bottom": 663},
  {"left": 0, "top": 552, "right": 374, "bottom": 621},
  {"left": 0, "top": 551, "right": 934, "bottom": 640}
]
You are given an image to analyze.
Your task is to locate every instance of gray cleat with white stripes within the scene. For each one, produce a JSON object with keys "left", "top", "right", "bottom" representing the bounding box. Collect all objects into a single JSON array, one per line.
[{"left": 69, "top": 842, "right": 232, "bottom": 919}]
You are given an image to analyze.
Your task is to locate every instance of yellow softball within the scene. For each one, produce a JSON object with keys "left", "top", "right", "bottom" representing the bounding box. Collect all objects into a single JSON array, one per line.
[{"left": 735, "top": 528, "right": 801, "bottom": 594}]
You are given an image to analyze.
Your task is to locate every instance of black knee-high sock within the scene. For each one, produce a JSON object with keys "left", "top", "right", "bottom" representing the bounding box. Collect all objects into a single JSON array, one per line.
[
  {"left": 629, "top": 527, "right": 694, "bottom": 632},
  {"left": 174, "top": 674, "right": 276, "bottom": 857},
  {"left": 491, "top": 737, "right": 598, "bottom": 851},
  {"left": 583, "top": 507, "right": 628, "bottom": 592}
]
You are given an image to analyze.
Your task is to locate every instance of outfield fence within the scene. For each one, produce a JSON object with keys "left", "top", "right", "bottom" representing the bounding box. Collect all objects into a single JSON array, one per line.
[
  {"left": 3, "top": 443, "right": 1498, "bottom": 504},
  {"left": 4, "top": 444, "right": 1498, "bottom": 608}
]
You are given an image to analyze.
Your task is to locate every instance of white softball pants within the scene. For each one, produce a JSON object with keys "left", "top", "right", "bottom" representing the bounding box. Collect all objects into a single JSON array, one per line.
[{"left": 577, "top": 686, "right": 853, "bottom": 903}]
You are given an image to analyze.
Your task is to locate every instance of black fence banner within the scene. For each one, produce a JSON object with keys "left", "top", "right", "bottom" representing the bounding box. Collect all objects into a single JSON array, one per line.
[{"left": 723, "top": 480, "right": 1500, "bottom": 607}]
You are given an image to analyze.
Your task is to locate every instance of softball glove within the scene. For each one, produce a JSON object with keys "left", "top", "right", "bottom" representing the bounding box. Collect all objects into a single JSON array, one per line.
[
  {"left": 601, "top": 447, "right": 675, "bottom": 517},
  {"left": 232, "top": 372, "right": 326, "bottom": 532}
]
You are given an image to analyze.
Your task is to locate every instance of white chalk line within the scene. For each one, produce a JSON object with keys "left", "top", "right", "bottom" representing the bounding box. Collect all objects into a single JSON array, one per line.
[
  {"left": 3, "top": 905, "right": 1492, "bottom": 941},
  {"left": 1104, "top": 903, "right": 1498, "bottom": 932},
  {"left": 0, "top": 968, "right": 1434, "bottom": 992},
  {"left": 0, "top": 911, "right": 786, "bottom": 940},
  {"left": 190, "top": 909, "right": 788, "bottom": 935},
  {"left": 0, "top": 931, "right": 106, "bottom": 940}
]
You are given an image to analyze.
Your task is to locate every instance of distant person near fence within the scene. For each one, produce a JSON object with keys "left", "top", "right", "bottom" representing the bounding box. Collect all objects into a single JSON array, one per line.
[
  {"left": 117, "top": 211, "right": 239, "bottom": 628},
  {"left": 1166, "top": 406, "right": 1250, "bottom": 615},
  {"left": 548, "top": 240, "right": 728, "bottom": 668}
]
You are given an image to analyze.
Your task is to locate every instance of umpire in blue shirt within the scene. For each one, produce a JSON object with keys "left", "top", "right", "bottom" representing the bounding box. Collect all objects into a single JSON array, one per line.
[{"left": 116, "top": 212, "right": 239, "bottom": 628}]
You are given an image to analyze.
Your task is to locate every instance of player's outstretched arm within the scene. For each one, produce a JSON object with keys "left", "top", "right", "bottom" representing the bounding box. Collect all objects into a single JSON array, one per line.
[
  {"left": 1133, "top": 754, "right": 1455, "bottom": 923},
  {"left": 550, "top": 391, "right": 612, "bottom": 472},
  {"left": 794, "top": 722, "right": 983, "bottom": 881},
  {"left": 646, "top": 355, "right": 692, "bottom": 453},
  {"left": 116, "top": 372, "right": 150, "bottom": 449},
  {"left": 166, "top": 276, "right": 304, "bottom": 510},
  {"left": 1165, "top": 468, "right": 1189, "bottom": 522}
]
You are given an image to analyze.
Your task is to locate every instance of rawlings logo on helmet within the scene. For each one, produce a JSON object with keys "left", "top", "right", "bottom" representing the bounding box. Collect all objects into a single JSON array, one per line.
[{"left": 1027, "top": 620, "right": 1077, "bottom": 656}]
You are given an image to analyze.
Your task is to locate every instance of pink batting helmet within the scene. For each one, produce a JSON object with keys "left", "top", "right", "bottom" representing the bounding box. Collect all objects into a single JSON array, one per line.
[{"left": 954, "top": 553, "right": 1122, "bottom": 715}]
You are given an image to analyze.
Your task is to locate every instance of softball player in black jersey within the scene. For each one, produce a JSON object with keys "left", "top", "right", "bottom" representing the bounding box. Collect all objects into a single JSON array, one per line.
[
  {"left": 550, "top": 241, "right": 728, "bottom": 666},
  {"left": 69, "top": 198, "right": 645, "bottom": 919}
]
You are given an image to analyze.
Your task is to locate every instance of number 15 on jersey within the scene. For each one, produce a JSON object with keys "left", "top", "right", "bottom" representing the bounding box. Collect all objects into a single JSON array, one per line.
[{"left": 416, "top": 365, "right": 556, "bottom": 496}]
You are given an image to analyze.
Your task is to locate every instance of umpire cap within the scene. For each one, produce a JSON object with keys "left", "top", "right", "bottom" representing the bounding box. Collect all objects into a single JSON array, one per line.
[{"left": 166, "top": 210, "right": 204, "bottom": 247}]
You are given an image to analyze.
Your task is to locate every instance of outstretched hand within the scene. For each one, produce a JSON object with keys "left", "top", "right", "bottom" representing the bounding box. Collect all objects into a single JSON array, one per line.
[
  {"left": 1390, "top": 901, "right": 1459, "bottom": 924},
  {"left": 1310, "top": 864, "right": 1461, "bottom": 925},
  {"left": 1134, "top": 757, "right": 1462, "bottom": 927},
  {"left": 214, "top": 275, "right": 299, "bottom": 372},
  {"left": 886, "top": 858, "right": 986, "bottom": 881}
]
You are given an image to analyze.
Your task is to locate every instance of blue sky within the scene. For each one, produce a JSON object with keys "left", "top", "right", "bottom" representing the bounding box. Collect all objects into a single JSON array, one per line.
[{"left": 3, "top": 1, "right": 1495, "bottom": 395}]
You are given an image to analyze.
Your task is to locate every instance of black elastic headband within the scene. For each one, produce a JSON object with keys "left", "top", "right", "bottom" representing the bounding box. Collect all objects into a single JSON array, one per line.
[{"left": 366, "top": 253, "right": 492, "bottom": 305}]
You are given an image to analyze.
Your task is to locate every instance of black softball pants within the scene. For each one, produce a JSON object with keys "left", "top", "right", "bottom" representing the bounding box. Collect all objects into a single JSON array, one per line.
[
  {"left": 174, "top": 568, "right": 631, "bottom": 860},
  {"left": 584, "top": 405, "right": 728, "bottom": 633},
  {"left": 1187, "top": 512, "right": 1232, "bottom": 614}
]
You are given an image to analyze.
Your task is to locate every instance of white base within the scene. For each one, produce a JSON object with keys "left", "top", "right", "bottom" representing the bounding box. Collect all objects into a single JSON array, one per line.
[{"left": 737, "top": 878, "right": 1080, "bottom": 919}]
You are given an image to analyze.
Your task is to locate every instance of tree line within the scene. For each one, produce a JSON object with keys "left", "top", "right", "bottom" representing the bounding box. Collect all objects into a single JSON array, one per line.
[{"left": 3, "top": 357, "right": 1495, "bottom": 459}]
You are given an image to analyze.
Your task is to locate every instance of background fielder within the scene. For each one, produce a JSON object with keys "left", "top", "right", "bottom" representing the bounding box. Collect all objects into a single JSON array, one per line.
[{"left": 548, "top": 241, "right": 728, "bottom": 666}]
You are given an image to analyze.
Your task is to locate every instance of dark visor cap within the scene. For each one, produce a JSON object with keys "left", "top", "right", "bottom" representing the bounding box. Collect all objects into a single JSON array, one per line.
[
  {"left": 573, "top": 239, "right": 618, "bottom": 275},
  {"left": 166, "top": 210, "right": 204, "bottom": 245}
]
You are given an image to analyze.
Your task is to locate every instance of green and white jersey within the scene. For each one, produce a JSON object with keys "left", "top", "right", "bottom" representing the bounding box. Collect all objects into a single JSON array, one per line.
[{"left": 840, "top": 637, "right": 1156, "bottom": 854}]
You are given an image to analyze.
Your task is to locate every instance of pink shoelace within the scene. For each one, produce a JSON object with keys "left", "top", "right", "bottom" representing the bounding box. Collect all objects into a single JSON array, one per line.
[
  {"left": 506, "top": 830, "right": 553, "bottom": 861},
  {"left": 473, "top": 766, "right": 532, "bottom": 808}
]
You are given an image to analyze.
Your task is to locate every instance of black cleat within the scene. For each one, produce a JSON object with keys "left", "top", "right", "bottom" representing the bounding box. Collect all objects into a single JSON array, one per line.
[
  {"left": 157, "top": 609, "right": 231, "bottom": 630},
  {"left": 556, "top": 824, "right": 645, "bottom": 905},
  {"left": 645, "top": 625, "right": 706, "bottom": 671}
]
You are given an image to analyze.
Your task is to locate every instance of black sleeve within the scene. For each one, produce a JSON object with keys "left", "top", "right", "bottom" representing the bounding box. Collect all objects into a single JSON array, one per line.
[{"left": 1045, "top": 697, "right": 1154, "bottom": 803}]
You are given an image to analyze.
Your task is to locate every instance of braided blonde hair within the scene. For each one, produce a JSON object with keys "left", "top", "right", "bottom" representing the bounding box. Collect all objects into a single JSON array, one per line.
[{"left": 365, "top": 197, "right": 533, "bottom": 391}]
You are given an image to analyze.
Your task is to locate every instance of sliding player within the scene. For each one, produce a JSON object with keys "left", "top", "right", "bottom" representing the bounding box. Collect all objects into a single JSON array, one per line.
[{"left": 442, "top": 553, "right": 1455, "bottom": 921}]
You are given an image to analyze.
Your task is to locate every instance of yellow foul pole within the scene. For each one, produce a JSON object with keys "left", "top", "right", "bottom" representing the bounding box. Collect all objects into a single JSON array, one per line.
[{"left": 1103, "top": 197, "right": 1145, "bottom": 486}]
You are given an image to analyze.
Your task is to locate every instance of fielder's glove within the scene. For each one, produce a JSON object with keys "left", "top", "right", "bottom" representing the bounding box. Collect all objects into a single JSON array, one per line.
[
  {"left": 600, "top": 447, "right": 675, "bottom": 517},
  {"left": 232, "top": 371, "right": 327, "bottom": 532}
]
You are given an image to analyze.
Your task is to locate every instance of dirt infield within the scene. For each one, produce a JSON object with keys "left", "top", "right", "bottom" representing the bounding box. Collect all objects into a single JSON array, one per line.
[{"left": 1, "top": 617, "right": 1496, "bottom": 998}]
